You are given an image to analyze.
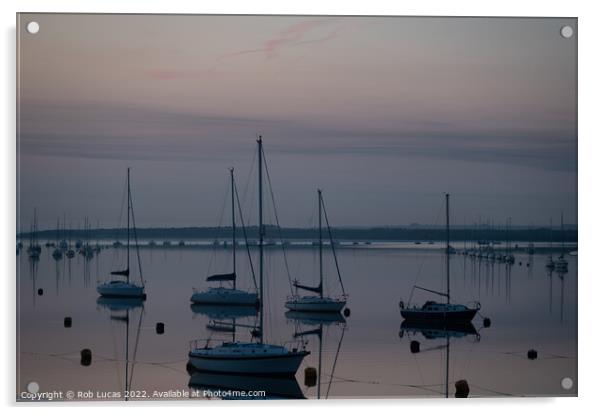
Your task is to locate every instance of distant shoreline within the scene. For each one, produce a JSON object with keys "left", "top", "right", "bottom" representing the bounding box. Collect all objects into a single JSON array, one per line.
[{"left": 18, "top": 225, "right": 577, "bottom": 243}]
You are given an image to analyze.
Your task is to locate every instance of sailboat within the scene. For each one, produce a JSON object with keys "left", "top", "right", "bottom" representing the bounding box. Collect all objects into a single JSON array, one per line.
[
  {"left": 52, "top": 218, "right": 63, "bottom": 260},
  {"left": 545, "top": 218, "right": 555, "bottom": 269},
  {"left": 286, "top": 190, "right": 347, "bottom": 313},
  {"left": 554, "top": 212, "right": 568, "bottom": 271},
  {"left": 188, "top": 301, "right": 302, "bottom": 399},
  {"left": 97, "top": 168, "right": 146, "bottom": 299},
  {"left": 65, "top": 221, "right": 75, "bottom": 259},
  {"left": 188, "top": 137, "right": 309, "bottom": 375},
  {"left": 26, "top": 209, "right": 41, "bottom": 260},
  {"left": 400, "top": 194, "right": 480, "bottom": 322},
  {"left": 503, "top": 218, "right": 515, "bottom": 264},
  {"left": 191, "top": 168, "right": 259, "bottom": 307}
]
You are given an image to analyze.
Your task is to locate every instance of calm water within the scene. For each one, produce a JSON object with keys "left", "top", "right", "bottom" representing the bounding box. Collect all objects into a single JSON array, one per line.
[{"left": 17, "top": 244, "right": 577, "bottom": 400}]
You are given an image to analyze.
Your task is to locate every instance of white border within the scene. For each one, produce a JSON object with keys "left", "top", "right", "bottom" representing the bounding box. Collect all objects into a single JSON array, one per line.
[{"left": 2, "top": 1, "right": 601, "bottom": 414}]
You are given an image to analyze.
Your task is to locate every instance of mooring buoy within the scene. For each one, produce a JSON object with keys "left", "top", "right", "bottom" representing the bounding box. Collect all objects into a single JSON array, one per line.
[
  {"left": 80, "top": 349, "right": 92, "bottom": 366},
  {"left": 483, "top": 317, "right": 491, "bottom": 328},
  {"left": 37, "top": 288, "right": 43, "bottom": 296},
  {"left": 410, "top": 340, "right": 420, "bottom": 354},
  {"left": 455, "top": 379, "right": 470, "bottom": 398},
  {"left": 527, "top": 349, "right": 538, "bottom": 360},
  {"left": 343, "top": 308, "right": 351, "bottom": 317},
  {"left": 304, "top": 367, "right": 317, "bottom": 387},
  {"left": 156, "top": 322, "right": 165, "bottom": 335},
  {"left": 64, "top": 317, "right": 72, "bottom": 328}
]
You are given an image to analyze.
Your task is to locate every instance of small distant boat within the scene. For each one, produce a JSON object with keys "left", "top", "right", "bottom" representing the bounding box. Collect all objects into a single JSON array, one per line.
[
  {"left": 285, "top": 190, "right": 347, "bottom": 313},
  {"left": 162, "top": 241, "right": 172, "bottom": 247},
  {"left": 527, "top": 242, "right": 535, "bottom": 255},
  {"left": 178, "top": 240, "right": 186, "bottom": 247},
  {"left": 554, "top": 212, "right": 569, "bottom": 271},
  {"left": 400, "top": 194, "right": 480, "bottom": 323},
  {"left": 27, "top": 209, "right": 42, "bottom": 259},
  {"left": 97, "top": 168, "right": 146, "bottom": 300},
  {"left": 191, "top": 168, "right": 259, "bottom": 307}
]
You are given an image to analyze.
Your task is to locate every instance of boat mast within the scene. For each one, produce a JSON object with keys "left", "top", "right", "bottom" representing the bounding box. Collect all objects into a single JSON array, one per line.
[
  {"left": 318, "top": 189, "right": 323, "bottom": 299},
  {"left": 446, "top": 193, "right": 450, "bottom": 304},
  {"left": 258, "top": 137, "right": 264, "bottom": 344},
  {"left": 230, "top": 168, "right": 236, "bottom": 290},
  {"left": 127, "top": 168, "right": 130, "bottom": 284},
  {"left": 33, "top": 208, "right": 37, "bottom": 247},
  {"left": 560, "top": 211, "right": 565, "bottom": 255}
]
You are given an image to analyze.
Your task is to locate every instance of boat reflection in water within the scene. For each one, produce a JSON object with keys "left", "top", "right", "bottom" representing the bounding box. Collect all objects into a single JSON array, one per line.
[
  {"left": 190, "top": 304, "right": 258, "bottom": 320},
  {"left": 187, "top": 371, "right": 305, "bottom": 400},
  {"left": 96, "top": 296, "right": 144, "bottom": 401},
  {"left": 286, "top": 310, "right": 347, "bottom": 399},
  {"left": 399, "top": 320, "right": 482, "bottom": 398},
  {"left": 97, "top": 296, "right": 145, "bottom": 312}
]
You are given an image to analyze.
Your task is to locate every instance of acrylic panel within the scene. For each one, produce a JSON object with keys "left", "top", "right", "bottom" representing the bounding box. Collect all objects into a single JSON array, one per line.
[{"left": 16, "top": 13, "right": 577, "bottom": 401}]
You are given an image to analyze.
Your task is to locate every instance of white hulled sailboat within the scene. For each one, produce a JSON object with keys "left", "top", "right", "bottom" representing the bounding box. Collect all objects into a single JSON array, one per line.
[
  {"left": 285, "top": 190, "right": 347, "bottom": 313},
  {"left": 97, "top": 168, "right": 146, "bottom": 299},
  {"left": 191, "top": 168, "right": 259, "bottom": 306}
]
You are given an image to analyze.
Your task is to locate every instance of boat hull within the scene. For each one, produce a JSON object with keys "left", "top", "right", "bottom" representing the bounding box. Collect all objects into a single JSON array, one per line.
[
  {"left": 97, "top": 281, "right": 146, "bottom": 299},
  {"left": 191, "top": 289, "right": 259, "bottom": 306},
  {"left": 285, "top": 297, "right": 346, "bottom": 313},
  {"left": 188, "top": 351, "right": 309, "bottom": 375}
]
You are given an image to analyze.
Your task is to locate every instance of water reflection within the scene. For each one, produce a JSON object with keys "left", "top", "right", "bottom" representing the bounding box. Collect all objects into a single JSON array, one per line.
[
  {"left": 97, "top": 297, "right": 145, "bottom": 401},
  {"left": 188, "top": 371, "right": 305, "bottom": 400},
  {"left": 399, "top": 320, "right": 481, "bottom": 398},
  {"left": 17, "top": 246, "right": 577, "bottom": 399},
  {"left": 287, "top": 311, "right": 347, "bottom": 399}
]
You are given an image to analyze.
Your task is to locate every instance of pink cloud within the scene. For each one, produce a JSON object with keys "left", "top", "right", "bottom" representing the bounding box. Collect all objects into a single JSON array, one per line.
[{"left": 227, "top": 19, "right": 339, "bottom": 59}]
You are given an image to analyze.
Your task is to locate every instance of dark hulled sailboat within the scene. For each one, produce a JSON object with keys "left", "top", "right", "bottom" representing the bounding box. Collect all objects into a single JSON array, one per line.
[{"left": 400, "top": 194, "right": 480, "bottom": 323}]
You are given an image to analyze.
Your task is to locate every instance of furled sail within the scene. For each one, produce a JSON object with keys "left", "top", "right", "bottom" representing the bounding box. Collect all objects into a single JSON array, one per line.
[
  {"left": 111, "top": 269, "right": 130, "bottom": 277},
  {"left": 206, "top": 272, "right": 236, "bottom": 282},
  {"left": 293, "top": 281, "right": 322, "bottom": 294}
]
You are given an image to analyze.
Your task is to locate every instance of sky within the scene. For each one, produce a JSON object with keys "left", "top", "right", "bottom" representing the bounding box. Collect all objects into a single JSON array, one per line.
[{"left": 17, "top": 14, "right": 577, "bottom": 230}]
